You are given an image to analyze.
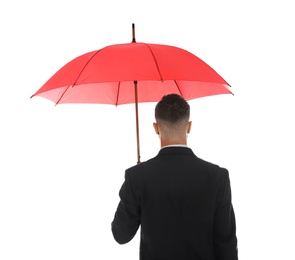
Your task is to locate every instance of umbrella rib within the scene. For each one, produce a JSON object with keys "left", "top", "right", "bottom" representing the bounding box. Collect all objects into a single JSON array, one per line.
[
  {"left": 174, "top": 80, "right": 183, "bottom": 96},
  {"left": 144, "top": 44, "right": 163, "bottom": 81},
  {"left": 115, "top": 81, "right": 121, "bottom": 106},
  {"left": 55, "top": 85, "right": 71, "bottom": 105}
]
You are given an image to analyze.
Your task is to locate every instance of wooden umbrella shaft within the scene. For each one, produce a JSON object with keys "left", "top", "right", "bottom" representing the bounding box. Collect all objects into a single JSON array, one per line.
[
  {"left": 134, "top": 81, "right": 141, "bottom": 164},
  {"left": 132, "top": 25, "right": 140, "bottom": 164}
]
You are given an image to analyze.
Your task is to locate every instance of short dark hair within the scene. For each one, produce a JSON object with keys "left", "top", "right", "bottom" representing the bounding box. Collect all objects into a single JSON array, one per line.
[{"left": 155, "top": 94, "right": 190, "bottom": 123}]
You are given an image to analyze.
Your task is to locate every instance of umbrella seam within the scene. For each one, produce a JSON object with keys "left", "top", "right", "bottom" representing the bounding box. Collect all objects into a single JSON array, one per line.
[
  {"left": 144, "top": 44, "right": 163, "bottom": 81},
  {"left": 55, "top": 50, "right": 102, "bottom": 105}
]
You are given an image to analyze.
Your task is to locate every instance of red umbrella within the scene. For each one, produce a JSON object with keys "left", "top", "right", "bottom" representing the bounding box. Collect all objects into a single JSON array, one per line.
[{"left": 31, "top": 24, "right": 232, "bottom": 164}]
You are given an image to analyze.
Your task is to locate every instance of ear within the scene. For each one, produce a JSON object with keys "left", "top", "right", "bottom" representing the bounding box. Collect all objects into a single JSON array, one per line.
[
  {"left": 187, "top": 121, "right": 192, "bottom": 133},
  {"left": 153, "top": 122, "right": 159, "bottom": 135}
]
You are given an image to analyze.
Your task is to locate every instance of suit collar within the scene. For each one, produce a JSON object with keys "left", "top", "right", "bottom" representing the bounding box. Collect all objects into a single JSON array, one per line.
[{"left": 157, "top": 146, "right": 195, "bottom": 156}]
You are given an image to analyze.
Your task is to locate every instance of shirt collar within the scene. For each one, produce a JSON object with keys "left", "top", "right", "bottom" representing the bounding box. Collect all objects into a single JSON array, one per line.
[{"left": 161, "top": 144, "right": 189, "bottom": 150}]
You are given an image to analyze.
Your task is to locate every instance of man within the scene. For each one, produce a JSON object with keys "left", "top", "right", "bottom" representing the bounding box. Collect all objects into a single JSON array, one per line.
[{"left": 112, "top": 94, "right": 238, "bottom": 260}]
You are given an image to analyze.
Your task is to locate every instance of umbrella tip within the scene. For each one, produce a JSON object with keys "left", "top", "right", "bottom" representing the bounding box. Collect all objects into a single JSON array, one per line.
[{"left": 132, "top": 23, "right": 136, "bottom": 43}]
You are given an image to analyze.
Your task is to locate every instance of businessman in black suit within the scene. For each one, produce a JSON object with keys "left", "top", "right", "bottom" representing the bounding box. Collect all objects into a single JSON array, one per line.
[{"left": 112, "top": 94, "right": 238, "bottom": 260}]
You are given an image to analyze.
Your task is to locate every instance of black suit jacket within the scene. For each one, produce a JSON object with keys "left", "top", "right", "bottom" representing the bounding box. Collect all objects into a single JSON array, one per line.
[{"left": 112, "top": 147, "right": 238, "bottom": 260}]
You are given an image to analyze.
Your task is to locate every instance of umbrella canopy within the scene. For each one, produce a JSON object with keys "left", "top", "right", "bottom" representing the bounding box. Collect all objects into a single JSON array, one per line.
[
  {"left": 32, "top": 43, "right": 231, "bottom": 105},
  {"left": 31, "top": 24, "right": 232, "bottom": 163}
]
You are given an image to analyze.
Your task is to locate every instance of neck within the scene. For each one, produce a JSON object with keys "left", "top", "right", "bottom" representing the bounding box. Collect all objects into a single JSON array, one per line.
[{"left": 160, "top": 137, "right": 187, "bottom": 148}]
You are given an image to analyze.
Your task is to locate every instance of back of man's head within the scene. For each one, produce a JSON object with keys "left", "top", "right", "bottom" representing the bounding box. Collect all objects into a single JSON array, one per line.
[
  {"left": 155, "top": 94, "right": 190, "bottom": 139},
  {"left": 155, "top": 94, "right": 190, "bottom": 123}
]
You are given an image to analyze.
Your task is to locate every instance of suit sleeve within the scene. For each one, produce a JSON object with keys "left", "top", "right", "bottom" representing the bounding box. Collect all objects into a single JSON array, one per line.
[
  {"left": 213, "top": 168, "right": 238, "bottom": 260},
  {"left": 111, "top": 171, "right": 141, "bottom": 244}
]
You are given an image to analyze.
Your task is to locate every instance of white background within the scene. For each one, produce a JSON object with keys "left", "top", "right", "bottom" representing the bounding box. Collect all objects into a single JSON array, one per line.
[{"left": 1, "top": 1, "right": 294, "bottom": 259}]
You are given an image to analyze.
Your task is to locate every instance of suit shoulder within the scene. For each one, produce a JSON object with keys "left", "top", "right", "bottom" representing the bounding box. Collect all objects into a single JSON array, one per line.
[
  {"left": 126, "top": 154, "right": 159, "bottom": 170},
  {"left": 196, "top": 156, "right": 220, "bottom": 169},
  {"left": 124, "top": 156, "right": 159, "bottom": 179},
  {"left": 196, "top": 157, "right": 229, "bottom": 177}
]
